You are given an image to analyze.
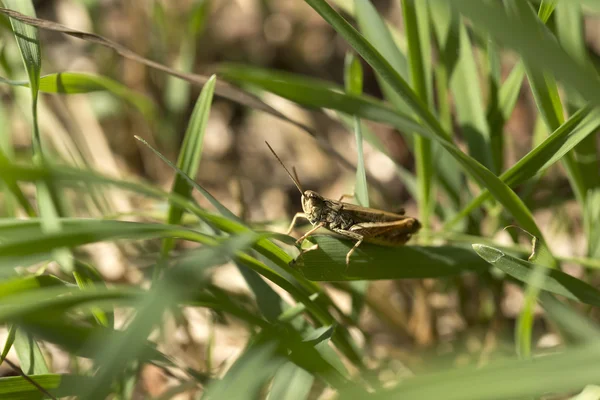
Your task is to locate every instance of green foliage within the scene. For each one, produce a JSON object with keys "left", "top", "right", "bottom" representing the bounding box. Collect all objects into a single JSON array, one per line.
[{"left": 0, "top": 0, "right": 599, "bottom": 399}]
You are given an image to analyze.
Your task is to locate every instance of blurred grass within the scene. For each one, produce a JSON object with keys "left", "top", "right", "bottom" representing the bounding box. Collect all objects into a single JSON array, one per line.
[{"left": 0, "top": 0, "right": 599, "bottom": 399}]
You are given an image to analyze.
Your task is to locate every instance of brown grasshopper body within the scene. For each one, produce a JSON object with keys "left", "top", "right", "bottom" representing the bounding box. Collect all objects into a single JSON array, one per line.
[{"left": 266, "top": 142, "right": 421, "bottom": 266}]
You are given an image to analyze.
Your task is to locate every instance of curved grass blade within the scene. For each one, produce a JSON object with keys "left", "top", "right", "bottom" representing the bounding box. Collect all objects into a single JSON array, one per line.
[
  {"left": 218, "top": 64, "right": 427, "bottom": 136},
  {"left": 473, "top": 244, "right": 600, "bottom": 307},
  {"left": 0, "top": 7, "right": 314, "bottom": 135}
]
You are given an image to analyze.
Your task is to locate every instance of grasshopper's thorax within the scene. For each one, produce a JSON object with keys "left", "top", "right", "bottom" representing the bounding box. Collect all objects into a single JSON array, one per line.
[{"left": 301, "top": 190, "right": 326, "bottom": 225}]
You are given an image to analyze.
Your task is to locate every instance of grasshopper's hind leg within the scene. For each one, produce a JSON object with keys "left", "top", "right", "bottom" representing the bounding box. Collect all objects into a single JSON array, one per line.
[{"left": 333, "top": 229, "right": 364, "bottom": 268}]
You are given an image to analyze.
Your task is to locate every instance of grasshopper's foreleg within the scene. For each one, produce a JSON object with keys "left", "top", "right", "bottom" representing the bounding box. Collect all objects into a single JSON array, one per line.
[
  {"left": 286, "top": 212, "right": 309, "bottom": 235},
  {"left": 296, "top": 221, "right": 326, "bottom": 244},
  {"left": 333, "top": 228, "right": 364, "bottom": 267}
]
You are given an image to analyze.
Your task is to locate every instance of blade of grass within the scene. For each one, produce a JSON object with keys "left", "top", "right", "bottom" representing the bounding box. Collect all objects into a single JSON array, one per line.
[
  {"left": 344, "top": 52, "right": 368, "bottom": 208},
  {"left": 473, "top": 244, "right": 600, "bottom": 307},
  {"left": 0, "top": 374, "right": 90, "bottom": 399},
  {"left": 403, "top": 0, "right": 434, "bottom": 232},
  {"left": 556, "top": 1, "right": 600, "bottom": 190},
  {"left": 0, "top": 7, "right": 313, "bottom": 135},
  {"left": 268, "top": 362, "right": 314, "bottom": 400},
  {"left": 353, "top": 0, "right": 411, "bottom": 114},
  {"left": 0, "top": 72, "right": 155, "bottom": 116},
  {"left": 450, "top": 21, "right": 492, "bottom": 169},
  {"left": 160, "top": 75, "right": 215, "bottom": 261}
]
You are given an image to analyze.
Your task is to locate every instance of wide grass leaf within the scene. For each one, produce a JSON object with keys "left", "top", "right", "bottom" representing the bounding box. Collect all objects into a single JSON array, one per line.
[{"left": 296, "top": 236, "right": 486, "bottom": 281}]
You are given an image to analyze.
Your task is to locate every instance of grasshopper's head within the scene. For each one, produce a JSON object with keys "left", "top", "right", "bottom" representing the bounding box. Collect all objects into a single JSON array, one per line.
[{"left": 301, "top": 190, "right": 325, "bottom": 223}]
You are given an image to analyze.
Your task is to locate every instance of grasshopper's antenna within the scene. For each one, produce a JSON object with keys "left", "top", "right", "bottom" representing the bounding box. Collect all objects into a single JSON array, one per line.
[
  {"left": 265, "top": 141, "right": 304, "bottom": 194},
  {"left": 292, "top": 167, "right": 301, "bottom": 188}
]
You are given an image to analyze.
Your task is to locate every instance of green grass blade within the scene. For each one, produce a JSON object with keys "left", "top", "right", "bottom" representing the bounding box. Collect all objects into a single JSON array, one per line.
[
  {"left": 297, "top": 236, "right": 486, "bottom": 281},
  {"left": 217, "top": 64, "right": 426, "bottom": 136},
  {"left": 73, "top": 260, "right": 114, "bottom": 328},
  {"left": 161, "top": 75, "right": 216, "bottom": 258},
  {"left": 585, "top": 189, "right": 600, "bottom": 259},
  {"left": 14, "top": 330, "right": 49, "bottom": 375},
  {"left": 450, "top": 21, "right": 492, "bottom": 169},
  {"left": 353, "top": 0, "right": 411, "bottom": 113},
  {"left": 539, "top": 292, "right": 600, "bottom": 344},
  {"left": 203, "top": 342, "right": 285, "bottom": 399},
  {"left": 403, "top": 0, "right": 434, "bottom": 231},
  {"left": 493, "top": 2, "right": 555, "bottom": 136},
  {"left": 508, "top": 0, "right": 588, "bottom": 210},
  {"left": 473, "top": 244, "right": 600, "bottom": 307},
  {"left": 0, "top": 219, "right": 220, "bottom": 268},
  {"left": 428, "top": 0, "right": 466, "bottom": 214},
  {"left": 0, "top": 149, "right": 36, "bottom": 216},
  {"left": 0, "top": 374, "right": 90, "bottom": 399},
  {"left": 344, "top": 52, "right": 368, "bottom": 207},
  {"left": 268, "top": 362, "right": 314, "bottom": 400},
  {"left": 557, "top": 2, "right": 600, "bottom": 191},
  {"left": 4, "top": 0, "right": 73, "bottom": 274},
  {"left": 0, "top": 72, "right": 155, "bottom": 116}
]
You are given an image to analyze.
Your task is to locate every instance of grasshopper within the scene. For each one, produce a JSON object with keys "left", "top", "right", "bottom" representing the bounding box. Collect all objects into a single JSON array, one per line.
[{"left": 266, "top": 142, "right": 421, "bottom": 266}]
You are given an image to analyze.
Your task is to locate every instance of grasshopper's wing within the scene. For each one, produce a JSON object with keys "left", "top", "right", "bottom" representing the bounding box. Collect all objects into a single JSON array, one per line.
[
  {"left": 338, "top": 202, "right": 406, "bottom": 222},
  {"left": 349, "top": 218, "right": 420, "bottom": 246}
]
